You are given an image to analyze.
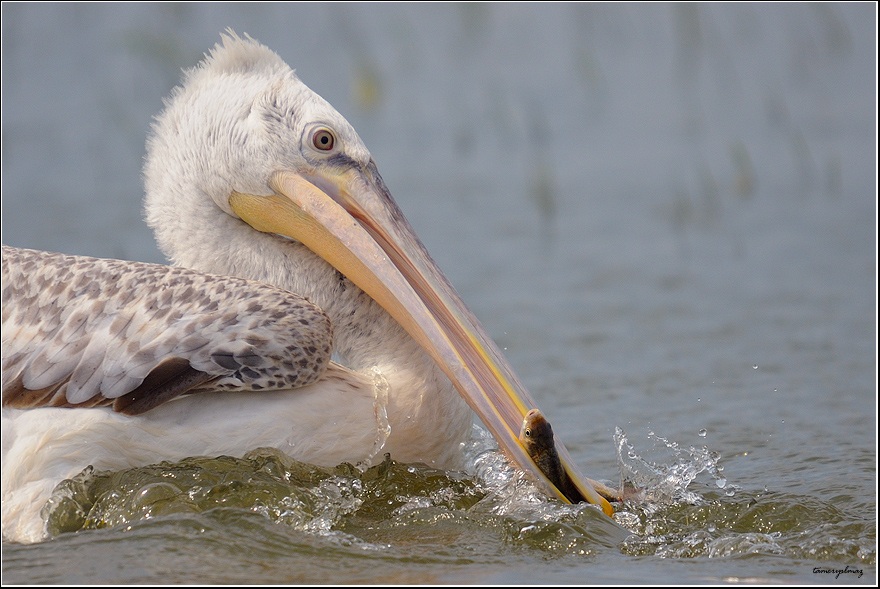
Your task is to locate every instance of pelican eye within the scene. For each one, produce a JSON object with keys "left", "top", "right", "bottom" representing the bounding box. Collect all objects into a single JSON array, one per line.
[{"left": 312, "top": 128, "right": 336, "bottom": 151}]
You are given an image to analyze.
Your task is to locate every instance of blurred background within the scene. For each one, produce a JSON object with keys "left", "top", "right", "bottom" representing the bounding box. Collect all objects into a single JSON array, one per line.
[{"left": 3, "top": 3, "right": 873, "bottom": 262}]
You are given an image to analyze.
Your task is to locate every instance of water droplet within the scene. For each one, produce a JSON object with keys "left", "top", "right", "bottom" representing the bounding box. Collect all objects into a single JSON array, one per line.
[
  {"left": 753, "top": 364, "right": 758, "bottom": 369},
  {"left": 715, "top": 478, "right": 727, "bottom": 488},
  {"left": 725, "top": 487, "right": 736, "bottom": 497},
  {"left": 698, "top": 428, "right": 707, "bottom": 437},
  {"left": 781, "top": 419, "right": 785, "bottom": 424},
  {"left": 707, "top": 523, "right": 716, "bottom": 533},
  {"left": 773, "top": 388, "right": 778, "bottom": 392}
]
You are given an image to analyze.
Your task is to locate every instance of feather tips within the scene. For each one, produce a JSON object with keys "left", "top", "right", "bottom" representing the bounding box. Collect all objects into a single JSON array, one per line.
[{"left": 1, "top": 246, "right": 332, "bottom": 412}]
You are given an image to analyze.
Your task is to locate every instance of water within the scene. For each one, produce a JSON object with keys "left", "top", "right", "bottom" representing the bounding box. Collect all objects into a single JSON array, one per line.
[{"left": 1, "top": 4, "right": 876, "bottom": 584}]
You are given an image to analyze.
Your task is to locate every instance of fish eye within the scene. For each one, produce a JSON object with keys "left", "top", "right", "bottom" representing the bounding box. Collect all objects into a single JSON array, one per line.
[
  {"left": 311, "top": 128, "right": 336, "bottom": 151},
  {"left": 524, "top": 428, "right": 532, "bottom": 438}
]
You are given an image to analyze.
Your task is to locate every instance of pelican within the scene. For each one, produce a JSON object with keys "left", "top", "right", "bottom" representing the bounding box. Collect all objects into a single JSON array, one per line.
[{"left": 1, "top": 32, "right": 617, "bottom": 544}]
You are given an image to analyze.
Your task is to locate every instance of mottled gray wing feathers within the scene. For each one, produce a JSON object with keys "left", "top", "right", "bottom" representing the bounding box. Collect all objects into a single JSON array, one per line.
[{"left": 2, "top": 246, "right": 332, "bottom": 414}]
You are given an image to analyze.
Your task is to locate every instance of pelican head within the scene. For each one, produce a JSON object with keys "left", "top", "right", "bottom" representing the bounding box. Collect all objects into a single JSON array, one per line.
[{"left": 144, "top": 31, "right": 614, "bottom": 515}]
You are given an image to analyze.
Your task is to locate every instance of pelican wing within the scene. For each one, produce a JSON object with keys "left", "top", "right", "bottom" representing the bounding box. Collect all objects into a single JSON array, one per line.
[{"left": 1, "top": 246, "right": 332, "bottom": 415}]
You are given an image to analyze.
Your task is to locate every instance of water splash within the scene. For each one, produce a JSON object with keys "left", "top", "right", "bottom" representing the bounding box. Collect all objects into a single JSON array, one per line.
[
  {"left": 460, "top": 424, "right": 613, "bottom": 533},
  {"left": 461, "top": 424, "right": 551, "bottom": 508},
  {"left": 365, "top": 366, "right": 392, "bottom": 468},
  {"left": 38, "top": 427, "right": 874, "bottom": 565},
  {"left": 603, "top": 428, "right": 875, "bottom": 564},
  {"left": 613, "top": 426, "right": 734, "bottom": 508}
]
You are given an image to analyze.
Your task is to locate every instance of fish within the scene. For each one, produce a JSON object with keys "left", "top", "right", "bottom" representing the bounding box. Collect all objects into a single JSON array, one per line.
[{"left": 518, "top": 408, "right": 583, "bottom": 503}]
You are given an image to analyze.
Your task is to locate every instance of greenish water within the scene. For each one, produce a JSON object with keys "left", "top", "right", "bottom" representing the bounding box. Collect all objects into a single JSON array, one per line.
[
  {"left": 2, "top": 426, "right": 874, "bottom": 584},
  {"left": 2, "top": 3, "right": 876, "bottom": 584}
]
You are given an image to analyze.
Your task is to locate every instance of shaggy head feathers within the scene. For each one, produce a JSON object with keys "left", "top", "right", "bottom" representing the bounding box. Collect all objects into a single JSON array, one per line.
[
  {"left": 198, "top": 30, "right": 289, "bottom": 78},
  {"left": 143, "top": 30, "right": 369, "bottom": 269}
]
